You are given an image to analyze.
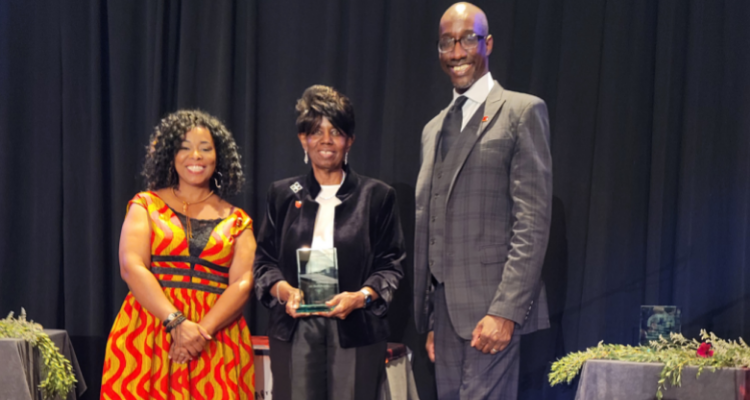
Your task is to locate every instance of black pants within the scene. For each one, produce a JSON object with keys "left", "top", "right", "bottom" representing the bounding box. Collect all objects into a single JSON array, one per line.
[{"left": 269, "top": 317, "right": 386, "bottom": 400}]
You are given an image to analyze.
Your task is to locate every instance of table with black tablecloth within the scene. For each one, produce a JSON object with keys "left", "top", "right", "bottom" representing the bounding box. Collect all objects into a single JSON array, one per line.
[
  {"left": 0, "top": 329, "right": 87, "bottom": 400},
  {"left": 575, "top": 359, "right": 750, "bottom": 400}
]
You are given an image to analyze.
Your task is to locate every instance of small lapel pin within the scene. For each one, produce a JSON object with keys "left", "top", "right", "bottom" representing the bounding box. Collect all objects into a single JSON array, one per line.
[
  {"left": 295, "top": 200, "right": 302, "bottom": 209},
  {"left": 482, "top": 115, "right": 488, "bottom": 122},
  {"left": 290, "top": 182, "right": 303, "bottom": 193}
]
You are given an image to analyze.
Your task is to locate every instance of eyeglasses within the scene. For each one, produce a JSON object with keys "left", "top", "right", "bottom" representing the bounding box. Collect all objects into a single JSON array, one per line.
[{"left": 437, "top": 33, "right": 486, "bottom": 53}]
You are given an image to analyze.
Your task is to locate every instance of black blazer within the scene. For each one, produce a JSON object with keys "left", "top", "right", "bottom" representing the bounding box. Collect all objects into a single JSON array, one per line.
[{"left": 253, "top": 167, "right": 406, "bottom": 348}]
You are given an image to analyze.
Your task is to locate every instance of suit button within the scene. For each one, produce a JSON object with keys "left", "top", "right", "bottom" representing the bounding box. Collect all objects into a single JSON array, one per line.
[
  {"left": 430, "top": 239, "right": 435, "bottom": 245},
  {"left": 429, "top": 260, "right": 434, "bottom": 266},
  {"left": 434, "top": 193, "right": 440, "bottom": 198},
  {"left": 431, "top": 216, "right": 436, "bottom": 222},
  {"left": 530, "top": 300, "right": 534, "bottom": 305},
  {"left": 438, "top": 173, "right": 442, "bottom": 178}
]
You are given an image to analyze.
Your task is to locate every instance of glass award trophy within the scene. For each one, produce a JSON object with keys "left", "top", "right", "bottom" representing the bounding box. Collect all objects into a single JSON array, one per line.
[
  {"left": 639, "top": 305, "right": 681, "bottom": 345},
  {"left": 296, "top": 248, "right": 339, "bottom": 313}
]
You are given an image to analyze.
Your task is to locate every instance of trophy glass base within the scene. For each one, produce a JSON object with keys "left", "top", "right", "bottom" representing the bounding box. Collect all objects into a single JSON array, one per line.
[{"left": 297, "top": 304, "right": 333, "bottom": 313}]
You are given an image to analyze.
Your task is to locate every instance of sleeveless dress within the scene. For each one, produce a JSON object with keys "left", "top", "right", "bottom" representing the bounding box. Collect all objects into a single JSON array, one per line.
[{"left": 101, "top": 191, "right": 254, "bottom": 400}]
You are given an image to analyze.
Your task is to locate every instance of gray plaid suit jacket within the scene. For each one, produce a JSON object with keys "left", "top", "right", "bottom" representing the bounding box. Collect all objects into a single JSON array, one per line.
[{"left": 414, "top": 81, "right": 552, "bottom": 339}]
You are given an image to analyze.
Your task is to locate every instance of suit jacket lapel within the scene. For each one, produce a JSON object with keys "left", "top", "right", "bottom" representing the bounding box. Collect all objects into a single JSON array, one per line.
[
  {"left": 416, "top": 107, "right": 449, "bottom": 206},
  {"left": 445, "top": 82, "right": 507, "bottom": 203}
]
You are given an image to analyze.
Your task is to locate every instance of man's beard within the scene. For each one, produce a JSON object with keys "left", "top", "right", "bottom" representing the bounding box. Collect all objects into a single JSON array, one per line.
[{"left": 454, "top": 76, "right": 476, "bottom": 91}]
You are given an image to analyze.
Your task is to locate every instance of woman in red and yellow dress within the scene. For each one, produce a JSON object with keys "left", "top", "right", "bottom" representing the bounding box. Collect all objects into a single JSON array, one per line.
[{"left": 101, "top": 110, "right": 255, "bottom": 399}]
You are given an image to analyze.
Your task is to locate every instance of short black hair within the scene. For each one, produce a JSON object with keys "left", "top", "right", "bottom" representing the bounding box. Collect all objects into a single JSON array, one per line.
[
  {"left": 295, "top": 85, "right": 355, "bottom": 137},
  {"left": 142, "top": 110, "right": 244, "bottom": 198}
]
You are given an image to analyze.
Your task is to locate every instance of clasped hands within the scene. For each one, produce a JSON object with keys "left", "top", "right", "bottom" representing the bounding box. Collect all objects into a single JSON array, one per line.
[
  {"left": 425, "top": 314, "right": 514, "bottom": 362},
  {"left": 168, "top": 320, "right": 212, "bottom": 364}
]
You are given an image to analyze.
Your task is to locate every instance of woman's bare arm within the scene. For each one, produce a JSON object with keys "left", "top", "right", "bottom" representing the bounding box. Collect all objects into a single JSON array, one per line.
[
  {"left": 198, "top": 228, "right": 256, "bottom": 335},
  {"left": 119, "top": 204, "right": 179, "bottom": 321}
]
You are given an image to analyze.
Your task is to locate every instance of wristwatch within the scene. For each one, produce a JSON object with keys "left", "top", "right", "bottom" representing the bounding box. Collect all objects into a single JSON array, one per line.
[{"left": 359, "top": 288, "right": 372, "bottom": 308}]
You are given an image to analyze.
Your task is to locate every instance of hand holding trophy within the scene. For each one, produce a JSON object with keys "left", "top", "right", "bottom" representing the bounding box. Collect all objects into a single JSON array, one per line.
[{"left": 284, "top": 286, "right": 309, "bottom": 318}]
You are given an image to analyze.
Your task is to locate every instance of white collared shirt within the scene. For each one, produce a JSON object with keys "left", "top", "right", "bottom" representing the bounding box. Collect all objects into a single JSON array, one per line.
[
  {"left": 310, "top": 172, "right": 346, "bottom": 250},
  {"left": 449, "top": 72, "right": 494, "bottom": 131}
]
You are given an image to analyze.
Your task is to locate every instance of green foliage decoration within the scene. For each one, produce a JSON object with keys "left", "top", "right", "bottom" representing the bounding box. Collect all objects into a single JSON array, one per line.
[
  {"left": 549, "top": 331, "right": 750, "bottom": 399},
  {"left": 0, "top": 309, "right": 77, "bottom": 399}
]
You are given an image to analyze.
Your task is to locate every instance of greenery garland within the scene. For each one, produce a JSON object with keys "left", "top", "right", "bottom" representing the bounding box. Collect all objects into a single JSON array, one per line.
[
  {"left": 549, "top": 330, "right": 750, "bottom": 399},
  {"left": 0, "top": 309, "right": 77, "bottom": 399}
]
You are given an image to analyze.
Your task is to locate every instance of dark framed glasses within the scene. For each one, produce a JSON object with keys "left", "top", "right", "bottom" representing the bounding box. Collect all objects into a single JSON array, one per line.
[{"left": 437, "top": 33, "right": 486, "bottom": 53}]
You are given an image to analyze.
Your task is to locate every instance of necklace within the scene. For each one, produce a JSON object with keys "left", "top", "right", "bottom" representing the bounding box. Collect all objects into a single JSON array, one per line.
[{"left": 171, "top": 187, "right": 214, "bottom": 242}]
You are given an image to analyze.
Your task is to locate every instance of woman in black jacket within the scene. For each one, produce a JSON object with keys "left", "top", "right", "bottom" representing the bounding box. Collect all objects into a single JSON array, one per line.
[{"left": 253, "top": 85, "right": 405, "bottom": 400}]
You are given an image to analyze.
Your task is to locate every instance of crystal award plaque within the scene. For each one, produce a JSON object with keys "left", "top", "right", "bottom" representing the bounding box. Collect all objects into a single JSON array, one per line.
[
  {"left": 639, "top": 305, "right": 681, "bottom": 345},
  {"left": 296, "top": 248, "right": 339, "bottom": 313}
]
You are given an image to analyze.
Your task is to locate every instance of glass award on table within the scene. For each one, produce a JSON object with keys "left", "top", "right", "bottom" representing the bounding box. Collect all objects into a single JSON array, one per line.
[
  {"left": 639, "top": 305, "right": 681, "bottom": 345},
  {"left": 296, "top": 248, "right": 339, "bottom": 313}
]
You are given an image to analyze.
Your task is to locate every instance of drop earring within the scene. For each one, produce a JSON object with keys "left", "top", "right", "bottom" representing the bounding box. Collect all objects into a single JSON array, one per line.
[
  {"left": 213, "top": 171, "right": 222, "bottom": 189},
  {"left": 345, "top": 151, "right": 349, "bottom": 165},
  {"left": 304, "top": 150, "right": 309, "bottom": 164}
]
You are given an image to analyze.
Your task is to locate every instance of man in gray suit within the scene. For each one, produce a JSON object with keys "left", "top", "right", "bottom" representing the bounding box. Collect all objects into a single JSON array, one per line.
[{"left": 413, "top": 2, "right": 552, "bottom": 398}]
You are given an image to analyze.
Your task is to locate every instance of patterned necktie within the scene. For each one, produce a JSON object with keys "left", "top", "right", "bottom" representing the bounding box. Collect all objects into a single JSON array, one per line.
[{"left": 440, "top": 95, "right": 468, "bottom": 160}]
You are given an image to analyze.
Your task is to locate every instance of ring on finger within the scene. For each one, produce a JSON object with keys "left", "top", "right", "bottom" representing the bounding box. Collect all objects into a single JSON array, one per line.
[{"left": 491, "top": 348, "right": 498, "bottom": 354}]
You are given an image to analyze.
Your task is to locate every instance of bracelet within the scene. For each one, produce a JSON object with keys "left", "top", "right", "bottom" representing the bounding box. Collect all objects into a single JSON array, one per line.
[
  {"left": 162, "top": 311, "right": 183, "bottom": 328},
  {"left": 165, "top": 315, "right": 187, "bottom": 334},
  {"left": 166, "top": 315, "right": 186, "bottom": 332},
  {"left": 277, "top": 281, "right": 287, "bottom": 305}
]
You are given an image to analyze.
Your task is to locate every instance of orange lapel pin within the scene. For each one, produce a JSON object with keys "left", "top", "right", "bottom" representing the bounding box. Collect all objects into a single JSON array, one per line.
[
  {"left": 295, "top": 200, "right": 302, "bottom": 209},
  {"left": 482, "top": 115, "right": 488, "bottom": 122}
]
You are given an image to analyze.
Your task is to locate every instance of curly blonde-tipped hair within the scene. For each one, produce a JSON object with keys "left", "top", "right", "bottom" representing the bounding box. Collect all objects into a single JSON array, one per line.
[{"left": 142, "top": 110, "right": 244, "bottom": 198}]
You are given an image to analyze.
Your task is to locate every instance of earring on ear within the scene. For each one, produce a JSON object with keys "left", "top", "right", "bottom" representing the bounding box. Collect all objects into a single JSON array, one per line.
[
  {"left": 304, "top": 150, "right": 309, "bottom": 164},
  {"left": 345, "top": 151, "right": 349, "bottom": 165},
  {"left": 213, "top": 171, "right": 223, "bottom": 189}
]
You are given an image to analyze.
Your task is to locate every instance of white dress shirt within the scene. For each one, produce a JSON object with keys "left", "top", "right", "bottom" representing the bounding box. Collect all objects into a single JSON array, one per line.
[
  {"left": 449, "top": 72, "right": 494, "bottom": 131},
  {"left": 310, "top": 173, "right": 345, "bottom": 250}
]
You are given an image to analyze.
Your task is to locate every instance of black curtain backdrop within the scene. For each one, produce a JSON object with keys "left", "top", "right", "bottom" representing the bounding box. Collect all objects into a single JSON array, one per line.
[{"left": 1, "top": 1, "right": 748, "bottom": 399}]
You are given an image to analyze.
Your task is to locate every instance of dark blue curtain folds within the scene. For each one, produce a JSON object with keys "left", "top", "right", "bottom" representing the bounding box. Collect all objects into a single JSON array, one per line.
[{"left": 0, "top": 1, "right": 748, "bottom": 399}]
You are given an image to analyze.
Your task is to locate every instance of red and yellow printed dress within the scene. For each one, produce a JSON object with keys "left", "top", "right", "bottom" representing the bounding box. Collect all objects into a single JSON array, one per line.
[{"left": 101, "top": 191, "right": 254, "bottom": 400}]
